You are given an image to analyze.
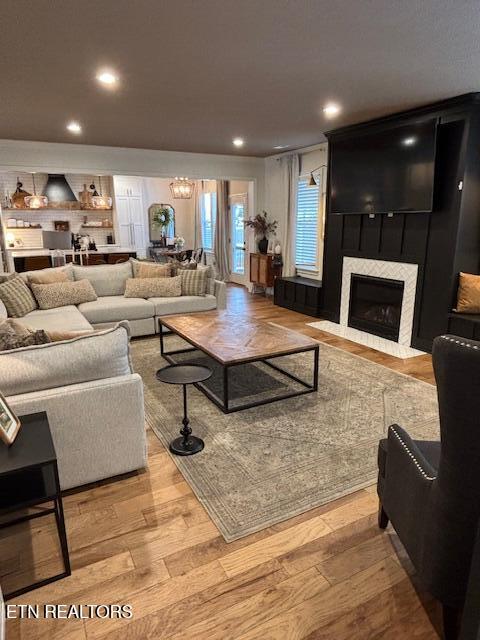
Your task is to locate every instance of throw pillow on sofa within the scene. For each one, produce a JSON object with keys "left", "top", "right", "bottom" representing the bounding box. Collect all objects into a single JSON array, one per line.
[
  {"left": 0, "top": 274, "right": 38, "bottom": 317},
  {"left": 130, "top": 258, "right": 156, "bottom": 278},
  {"left": 124, "top": 275, "right": 182, "bottom": 299},
  {"left": 0, "top": 318, "right": 51, "bottom": 351},
  {"left": 27, "top": 268, "right": 71, "bottom": 285},
  {"left": 455, "top": 272, "right": 480, "bottom": 313},
  {"left": 136, "top": 262, "right": 172, "bottom": 279},
  {"left": 21, "top": 264, "right": 74, "bottom": 285},
  {"left": 169, "top": 259, "right": 197, "bottom": 276},
  {"left": 31, "top": 279, "right": 97, "bottom": 310},
  {"left": 180, "top": 269, "right": 207, "bottom": 296}
]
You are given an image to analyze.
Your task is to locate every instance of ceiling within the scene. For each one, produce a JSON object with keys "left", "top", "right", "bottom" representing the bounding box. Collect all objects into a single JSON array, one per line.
[{"left": 1, "top": 0, "right": 480, "bottom": 157}]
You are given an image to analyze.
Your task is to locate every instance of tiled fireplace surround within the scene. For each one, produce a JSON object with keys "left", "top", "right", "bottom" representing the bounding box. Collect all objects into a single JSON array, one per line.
[
  {"left": 308, "top": 257, "right": 425, "bottom": 358},
  {"left": 340, "top": 257, "right": 419, "bottom": 346}
]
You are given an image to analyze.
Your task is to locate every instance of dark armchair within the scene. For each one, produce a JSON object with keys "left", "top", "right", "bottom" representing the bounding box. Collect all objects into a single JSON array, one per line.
[{"left": 377, "top": 335, "right": 480, "bottom": 640}]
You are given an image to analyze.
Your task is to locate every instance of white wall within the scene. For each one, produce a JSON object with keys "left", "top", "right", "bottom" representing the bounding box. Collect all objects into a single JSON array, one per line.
[
  {"left": 264, "top": 143, "right": 328, "bottom": 279},
  {"left": 0, "top": 139, "right": 265, "bottom": 208},
  {"left": 229, "top": 180, "right": 250, "bottom": 196},
  {"left": 141, "top": 177, "right": 196, "bottom": 247}
]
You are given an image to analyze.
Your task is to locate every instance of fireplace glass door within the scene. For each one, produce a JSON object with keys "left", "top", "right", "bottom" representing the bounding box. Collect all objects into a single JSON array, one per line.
[{"left": 348, "top": 275, "right": 405, "bottom": 341}]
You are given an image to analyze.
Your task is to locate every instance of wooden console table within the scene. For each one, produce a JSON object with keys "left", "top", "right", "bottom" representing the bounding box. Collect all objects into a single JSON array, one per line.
[{"left": 249, "top": 253, "right": 282, "bottom": 294}]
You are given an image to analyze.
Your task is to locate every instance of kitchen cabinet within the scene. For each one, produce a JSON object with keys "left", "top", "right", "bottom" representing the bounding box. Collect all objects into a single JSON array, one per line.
[
  {"left": 113, "top": 176, "right": 143, "bottom": 197},
  {"left": 113, "top": 177, "right": 146, "bottom": 257}
]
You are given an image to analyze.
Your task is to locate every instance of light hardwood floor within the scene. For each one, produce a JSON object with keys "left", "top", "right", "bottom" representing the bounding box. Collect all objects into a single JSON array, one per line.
[{"left": 3, "top": 284, "right": 440, "bottom": 639}]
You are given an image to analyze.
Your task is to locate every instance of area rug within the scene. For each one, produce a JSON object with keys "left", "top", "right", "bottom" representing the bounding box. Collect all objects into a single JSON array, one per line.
[{"left": 130, "top": 334, "right": 439, "bottom": 542}]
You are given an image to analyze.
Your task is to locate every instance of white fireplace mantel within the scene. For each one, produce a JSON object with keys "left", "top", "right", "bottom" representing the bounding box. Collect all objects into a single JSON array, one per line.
[{"left": 340, "top": 257, "right": 419, "bottom": 346}]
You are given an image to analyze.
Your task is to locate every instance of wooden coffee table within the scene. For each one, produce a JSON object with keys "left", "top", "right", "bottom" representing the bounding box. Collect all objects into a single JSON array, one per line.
[{"left": 159, "top": 312, "right": 319, "bottom": 413}]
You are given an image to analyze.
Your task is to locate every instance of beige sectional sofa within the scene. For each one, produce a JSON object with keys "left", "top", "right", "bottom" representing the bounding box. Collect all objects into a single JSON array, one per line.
[
  {"left": 0, "top": 261, "right": 227, "bottom": 490},
  {"left": 1, "top": 260, "right": 226, "bottom": 336},
  {"left": 0, "top": 322, "right": 146, "bottom": 490}
]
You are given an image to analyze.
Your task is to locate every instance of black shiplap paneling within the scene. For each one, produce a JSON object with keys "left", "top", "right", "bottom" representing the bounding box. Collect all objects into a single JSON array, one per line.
[
  {"left": 380, "top": 214, "right": 405, "bottom": 255},
  {"left": 342, "top": 215, "right": 361, "bottom": 252},
  {"left": 321, "top": 94, "right": 480, "bottom": 351},
  {"left": 359, "top": 215, "right": 382, "bottom": 255},
  {"left": 418, "top": 120, "right": 465, "bottom": 341}
]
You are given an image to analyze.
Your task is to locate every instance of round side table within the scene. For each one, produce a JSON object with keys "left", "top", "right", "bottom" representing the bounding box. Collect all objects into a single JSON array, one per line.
[{"left": 156, "top": 364, "right": 212, "bottom": 456}]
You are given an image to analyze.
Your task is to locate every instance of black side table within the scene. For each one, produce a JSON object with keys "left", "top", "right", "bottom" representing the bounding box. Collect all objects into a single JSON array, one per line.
[
  {"left": 0, "top": 412, "right": 71, "bottom": 599},
  {"left": 156, "top": 364, "right": 212, "bottom": 456}
]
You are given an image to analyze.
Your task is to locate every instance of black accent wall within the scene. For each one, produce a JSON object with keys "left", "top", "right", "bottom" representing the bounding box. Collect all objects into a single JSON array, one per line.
[{"left": 321, "top": 93, "right": 480, "bottom": 352}]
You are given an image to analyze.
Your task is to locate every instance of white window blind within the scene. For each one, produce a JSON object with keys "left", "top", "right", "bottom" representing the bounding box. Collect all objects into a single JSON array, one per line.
[
  {"left": 201, "top": 192, "right": 217, "bottom": 251},
  {"left": 295, "top": 178, "right": 319, "bottom": 267}
]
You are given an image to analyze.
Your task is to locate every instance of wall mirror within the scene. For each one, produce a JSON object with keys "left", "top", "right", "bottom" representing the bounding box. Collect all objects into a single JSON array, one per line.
[{"left": 148, "top": 203, "right": 175, "bottom": 244}]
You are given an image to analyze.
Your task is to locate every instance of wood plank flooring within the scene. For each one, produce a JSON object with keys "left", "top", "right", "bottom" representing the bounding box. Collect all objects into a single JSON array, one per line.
[{"left": 3, "top": 285, "right": 440, "bottom": 639}]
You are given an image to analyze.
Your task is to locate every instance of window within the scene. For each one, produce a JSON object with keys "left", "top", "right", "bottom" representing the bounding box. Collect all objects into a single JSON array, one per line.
[
  {"left": 200, "top": 192, "right": 217, "bottom": 251},
  {"left": 295, "top": 177, "right": 320, "bottom": 268}
]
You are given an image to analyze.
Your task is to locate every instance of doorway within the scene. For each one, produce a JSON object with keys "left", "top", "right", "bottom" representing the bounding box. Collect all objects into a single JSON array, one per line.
[{"left": 229, "top": 193, "right": 247, "bottom": 286}]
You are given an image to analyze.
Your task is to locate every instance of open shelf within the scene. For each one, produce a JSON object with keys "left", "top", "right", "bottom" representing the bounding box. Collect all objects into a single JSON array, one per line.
[
  {"left": 3, "top": 207, "right": 113, "bottom": 212},
  {"left": 81, "top": 225, "right": 113, "bottom": 229}
]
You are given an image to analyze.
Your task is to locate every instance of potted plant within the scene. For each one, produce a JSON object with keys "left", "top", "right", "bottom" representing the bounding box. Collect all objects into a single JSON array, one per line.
[
  {"left": 244, "top": 211, "right": 278, "bottom": 254},
  {"left": 151, "top": 206, "right": 173, "bottom": 246},
  {"left": 174, "top": 235, "right": 185, "bottom": 250}
]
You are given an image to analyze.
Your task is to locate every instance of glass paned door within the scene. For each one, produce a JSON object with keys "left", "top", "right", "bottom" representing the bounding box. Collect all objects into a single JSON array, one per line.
[{"left": 230, "top": 194, "right": 247, "bottom": 285}]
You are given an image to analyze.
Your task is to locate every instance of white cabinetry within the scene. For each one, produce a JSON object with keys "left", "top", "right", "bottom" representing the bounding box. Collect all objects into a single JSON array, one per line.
[{"left": 113, "top": 177, "right": 146, "bottom": 257}]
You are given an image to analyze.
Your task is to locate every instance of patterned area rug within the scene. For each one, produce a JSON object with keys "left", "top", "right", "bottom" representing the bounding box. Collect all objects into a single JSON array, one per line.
[{"left": 131, "top": 334, "right": 439, "bottom": 542}]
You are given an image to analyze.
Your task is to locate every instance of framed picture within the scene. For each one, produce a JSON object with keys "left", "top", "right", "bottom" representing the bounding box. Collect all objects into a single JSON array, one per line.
[
  {"left": 54, "top": 220, "right": 70, "bottom": 232},
  {"left": 0, "top": 393, "right": 21, "bottom": 446},
  {"left": 267, "top": 238, "right": 275, "bottom": 254}
]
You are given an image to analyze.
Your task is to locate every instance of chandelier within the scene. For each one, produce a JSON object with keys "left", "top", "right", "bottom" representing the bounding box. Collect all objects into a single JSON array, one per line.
[
  {"left": 91, "top": 176, "right": 113, "bottom": 209},
  {"left": 24, "top": 173, "right": 48, "bottom": 209},
  {"left": 170, "top": 177, "right": 195, "bottom": 199}
]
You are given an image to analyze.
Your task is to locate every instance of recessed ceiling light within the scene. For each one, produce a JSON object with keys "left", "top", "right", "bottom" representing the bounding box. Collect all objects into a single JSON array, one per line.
[
  {"left": 96, "top": 70, "right": 119, "bottom": 86},
  {"left": 402, "top": 136, "right": 417, "bottom": 146},
  {"left": 233, "top": 137, "right": 244, "bottom": 147},
  {"left": 273, "top": 145, "right": 289, "bottom": 150},
  {"left": 66, "top": 121, "right": 82, "bottom": 134},
  {"left": 323, "top": 103, "right": 341, "bottom": 118}
]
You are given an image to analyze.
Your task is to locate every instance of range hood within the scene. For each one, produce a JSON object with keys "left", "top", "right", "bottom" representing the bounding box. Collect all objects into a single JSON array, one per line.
[{"left": 42, "top": 174, "right": 77, "bottom": 202}]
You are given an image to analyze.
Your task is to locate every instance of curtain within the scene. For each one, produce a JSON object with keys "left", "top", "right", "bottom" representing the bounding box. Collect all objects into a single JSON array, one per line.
[
  {"left": 193, "top": 180, "right": 203, "bottom": 249},
  {"left": 214, "top": 180, "right": 230, "bottom": 281},
  {"left": 281, "top": 153, "right": 299, "bottom": 277}
]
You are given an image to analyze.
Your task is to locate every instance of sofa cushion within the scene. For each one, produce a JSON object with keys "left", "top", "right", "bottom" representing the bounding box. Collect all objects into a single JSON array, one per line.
[
  {"left": 78, "top": 296, "right": 155, "bottom": 323},
  {"left": 72, "top": 262, "right": 133, "bottom": 296},
  {"left": 150, "top": 294, "right": 217, "bottom": 316},
  {"left": 31, "top": 279, "right": 97, "bottom": 310},
  {"left": 22, "top": 305, "right": 94, "bottom": 333},
  {"left": 125, "top": 276, "right": 181, "bottom": 299},
  {"left": 0, "top": 321, "right": 132, "bottom": 396},
  {"left": 0, "top": 274, "right": 38, "bottom": 317}
]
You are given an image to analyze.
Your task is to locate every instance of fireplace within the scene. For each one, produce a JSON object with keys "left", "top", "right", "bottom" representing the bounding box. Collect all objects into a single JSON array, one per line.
[{"left": 348, "top": 274, "right": 405, "bottom": 341}]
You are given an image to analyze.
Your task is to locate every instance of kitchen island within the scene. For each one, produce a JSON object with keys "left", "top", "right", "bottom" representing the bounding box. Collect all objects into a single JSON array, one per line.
[{"left": 7, "top": 246, "right": 137, "bottom": 272}]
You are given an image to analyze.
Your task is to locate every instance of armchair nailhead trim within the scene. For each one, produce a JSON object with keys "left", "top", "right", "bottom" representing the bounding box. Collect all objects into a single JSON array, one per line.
[
  {"left": 390, "top": 427, "right": 436, "bottom": 481},
  {"left": 440, "top": 335, "right": 479, "bottom": 350}
]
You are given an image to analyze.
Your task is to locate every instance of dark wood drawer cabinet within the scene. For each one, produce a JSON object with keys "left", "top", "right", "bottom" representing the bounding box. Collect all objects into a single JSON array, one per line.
[
  {"left": 250, "top": 253, "right": 281, "bottom": 289},
  {"left": 274, "top": 276, "right": 323, "bottom": 317}
]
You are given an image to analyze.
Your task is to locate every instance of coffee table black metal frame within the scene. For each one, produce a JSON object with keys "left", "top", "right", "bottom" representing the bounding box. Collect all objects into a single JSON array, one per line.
[
  {"left": 0, "top": 412, "right": 71, "bottom": 600},
  {"left": 159, "top": 321, "right": 319, "bottom": 414}
]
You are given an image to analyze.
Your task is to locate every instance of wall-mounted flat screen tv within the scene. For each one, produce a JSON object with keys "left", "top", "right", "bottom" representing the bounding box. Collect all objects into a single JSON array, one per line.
[{"left": 330, "top": 119, "right": 438, "bottom": 215}]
